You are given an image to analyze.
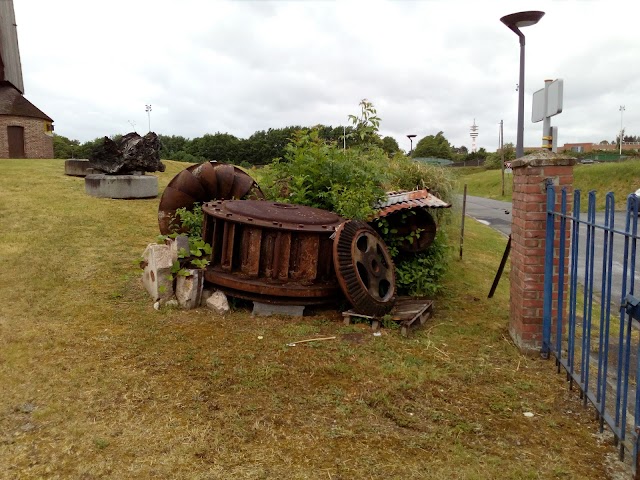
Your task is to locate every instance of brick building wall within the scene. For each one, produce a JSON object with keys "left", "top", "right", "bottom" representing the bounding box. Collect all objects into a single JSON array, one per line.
[{"left": 0, "top": 115, "right": 54, "bottom": 158}]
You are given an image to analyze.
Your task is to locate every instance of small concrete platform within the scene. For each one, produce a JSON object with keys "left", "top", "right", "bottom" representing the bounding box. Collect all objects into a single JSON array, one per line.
[
  {"left": 85, "top": 174, "right": 158, "bottom": 199},
  {"left": 64, "top": 159, "right": 94, "bottom": 177}
]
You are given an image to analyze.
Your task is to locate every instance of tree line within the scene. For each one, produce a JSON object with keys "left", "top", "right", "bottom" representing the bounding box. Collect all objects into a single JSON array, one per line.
[{"left": 52, "top": 125, "right": 402, "bottom": 166}]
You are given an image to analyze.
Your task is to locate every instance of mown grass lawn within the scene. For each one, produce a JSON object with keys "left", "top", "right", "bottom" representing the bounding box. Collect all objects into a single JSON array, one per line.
[{"left": 0, "top": 159, "right": 628, "bottom": 479}]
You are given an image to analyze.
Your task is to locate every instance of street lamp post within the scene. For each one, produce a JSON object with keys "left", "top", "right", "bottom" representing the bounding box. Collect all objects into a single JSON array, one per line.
[
  {"left": 500, "top": 10, "right": 545, "bottom": 159},
  {"left": 619, "top": 105, "right": 625, "bottom": 156},
  {"left": 407, "top": 134, "right": 416, "bottom": 155},
  {"left": 145, "top": 104, "right": 152, "bottom": 132}
]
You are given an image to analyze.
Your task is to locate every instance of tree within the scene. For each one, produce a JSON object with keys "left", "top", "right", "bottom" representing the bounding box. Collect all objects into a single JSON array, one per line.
[
  {"left": 187, "top": 132, "right": 241, "bottom": 162},
  {"left": 484, "top": 143, "right": 515, "bottom": 169},
  {"left": 158, "top": 134, "right": 190, "bottom": 159},
  {"left": 412, "top": 131, "right": 452, "bottom": 159},
  {"left": 381, "top": 136, "right": 400, "bottom": 156},
  {"left": 52, "top": 134, "right": 80, "bottom": 159}
]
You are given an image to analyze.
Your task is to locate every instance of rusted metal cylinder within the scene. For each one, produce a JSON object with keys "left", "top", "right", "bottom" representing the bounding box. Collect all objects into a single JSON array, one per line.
[{"left": 202, "top": 200, "right": 344, "bottom": 304}]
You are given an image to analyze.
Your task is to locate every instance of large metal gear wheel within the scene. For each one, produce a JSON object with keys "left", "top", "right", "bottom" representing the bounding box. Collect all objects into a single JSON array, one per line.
[
  {"left": 158, "top": 161, "right": 264, "bottom": 234},
  {"left": 333, "top": 220, "right": 396, "bottom": 316}
]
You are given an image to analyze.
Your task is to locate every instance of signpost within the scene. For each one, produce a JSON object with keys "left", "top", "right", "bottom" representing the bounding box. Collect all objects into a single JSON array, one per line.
[{"left": 532, "top": 78, "right": 564, "bottom": 152}]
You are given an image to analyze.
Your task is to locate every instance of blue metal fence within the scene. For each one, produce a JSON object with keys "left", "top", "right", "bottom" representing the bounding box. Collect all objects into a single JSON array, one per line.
[{"left": 542, "top": 187, "right": 639, "bottom": 473}]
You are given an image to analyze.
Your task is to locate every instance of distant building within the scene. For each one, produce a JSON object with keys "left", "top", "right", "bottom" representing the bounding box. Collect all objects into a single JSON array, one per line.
[
  {"left": 558, "top": 142, "right": 639, "bottom": 154},
  {"left": 0, "top": 1, "right": 54, "bottom": 159}
]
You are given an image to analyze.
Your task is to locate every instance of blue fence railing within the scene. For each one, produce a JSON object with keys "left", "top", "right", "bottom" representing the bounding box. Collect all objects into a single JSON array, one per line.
[{"left": 542, "top": 187, "right": 639, "bottom": 473}]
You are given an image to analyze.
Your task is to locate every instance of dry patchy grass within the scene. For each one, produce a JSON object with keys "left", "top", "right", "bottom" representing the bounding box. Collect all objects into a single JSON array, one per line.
[{"left": 0, "top": 159, "right": 629, "bottom": 479}]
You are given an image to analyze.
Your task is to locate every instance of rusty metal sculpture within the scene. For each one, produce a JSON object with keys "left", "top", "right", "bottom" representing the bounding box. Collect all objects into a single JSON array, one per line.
[
  {"left": 202, "top": 200, "right": 344, "bottom": 304},
  {"left": 333, "top": 220, "right": 396, "bottom": 316},
  {"left": 158, "top": 162, "right": 264, "bottom": 234},
  {"left": 371, "top": 190, "right": 451, "bottom": 253}
]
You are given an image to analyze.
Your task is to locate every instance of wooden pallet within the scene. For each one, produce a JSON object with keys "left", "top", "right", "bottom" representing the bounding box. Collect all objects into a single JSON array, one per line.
[{"left": 342, "top": 297, "right": 434, "bottom": 336}]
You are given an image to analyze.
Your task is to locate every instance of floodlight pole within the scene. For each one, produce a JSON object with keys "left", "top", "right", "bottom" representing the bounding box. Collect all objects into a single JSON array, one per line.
[
  {"left": 620, "top": 105, "right": 625, "bottom": 155},
  {"left": 145, "top": 104, "right": 152, "bottom": 132},
  {"left": 501, "top": 11, "right": 545, "bottom": 159}
]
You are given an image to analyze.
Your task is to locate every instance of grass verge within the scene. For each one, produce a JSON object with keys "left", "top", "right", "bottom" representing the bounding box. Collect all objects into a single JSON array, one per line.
[
  {"left": 0, "top": 159, "right": 627, "bottom": 479},
  {"left": 455, "top": 159, "right": 640, "bottom": 209}
]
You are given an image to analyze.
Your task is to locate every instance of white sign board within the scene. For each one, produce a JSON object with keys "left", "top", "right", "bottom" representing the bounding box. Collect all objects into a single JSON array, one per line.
[{"left": 532, "top": 79, "right": 563, "bottom": 123}]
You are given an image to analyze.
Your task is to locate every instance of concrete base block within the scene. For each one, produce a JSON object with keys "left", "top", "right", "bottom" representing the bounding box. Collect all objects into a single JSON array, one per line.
[
  {"left": 141, "top": 243, "right": 175, "bottom": 301},
  {"left": 64, "top": 159, "right": 93, "bottom": 177},
  {"left": 85, "top": 174, "right": 158, "bottom": 199},
  {"left": 176, "top": 269, "right": 204, "bottom": 309},
  {"left": 252, "top": 302, "right": 305, "bottom": 317}
]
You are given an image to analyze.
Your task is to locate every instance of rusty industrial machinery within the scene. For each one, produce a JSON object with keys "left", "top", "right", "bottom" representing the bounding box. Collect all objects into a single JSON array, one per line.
[
  {"left": 334, "top": 220, "right": 396, "bottom": 316},
  {"left": 202, "top": 200, "right": 345, "bottom": 304},
  {"left": 371, "top": 190, "right": 451, "bottom": 253},
  {"left": 158, "top": 162, "right": 264, "bottom": 234}
]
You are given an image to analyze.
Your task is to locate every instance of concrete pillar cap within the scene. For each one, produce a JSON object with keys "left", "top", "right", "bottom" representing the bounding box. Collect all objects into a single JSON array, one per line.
[{"left": 512, "top": 150, "right": 577, "bottom": 169}]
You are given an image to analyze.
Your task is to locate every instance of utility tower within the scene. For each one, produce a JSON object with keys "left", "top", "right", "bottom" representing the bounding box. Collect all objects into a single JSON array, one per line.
[{"left": 470, "top": 119, "right": 479, "bottom": 153}]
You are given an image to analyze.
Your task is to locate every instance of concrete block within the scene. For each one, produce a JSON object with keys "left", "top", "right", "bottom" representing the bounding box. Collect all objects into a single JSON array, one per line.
[
  {"left": 252, "top": 302, "right": 305, "bottom": 317},
  {"left": 85, "top": 174, "right": 158, "bottom": 199},
  {"left": 176, "top": 269, "right": 204, "bottom": 309},
  {"left": 64, "top": 159, "right": 92, "bottom": 177},
  {"left": 141, "top": 243, "right": 174, "bottom": 301},
  {"left": 206, "top": 290, "right": 230, "bottom": 315},
  {"left": 168, "top": 235, "right": 190, "bottom": 257}
]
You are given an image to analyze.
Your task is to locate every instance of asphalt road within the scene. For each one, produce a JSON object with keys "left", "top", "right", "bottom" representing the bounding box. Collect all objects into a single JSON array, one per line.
[{"left": 463, "top": 195, "right": 639, "bottom": 305}]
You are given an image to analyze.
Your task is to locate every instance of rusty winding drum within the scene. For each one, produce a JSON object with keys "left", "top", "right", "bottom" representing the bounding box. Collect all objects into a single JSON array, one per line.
[{"left": 202, "top": 200, "right": 345, "bottom": 304}]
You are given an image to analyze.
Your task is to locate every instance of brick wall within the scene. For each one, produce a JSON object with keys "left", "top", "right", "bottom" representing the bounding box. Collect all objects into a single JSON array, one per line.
[
  {"left": 0, "top": 115, "right": 54, "bottom": 159},
  {"left": 510, "top": 151, "right": 576, "bottom": 353}
]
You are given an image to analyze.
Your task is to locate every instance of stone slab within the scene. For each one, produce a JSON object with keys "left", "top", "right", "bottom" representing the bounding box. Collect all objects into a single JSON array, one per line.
[
  {"left": 141, "top": 243, "right": 175, "bottom": 301},
  {"left": 252, "top": 302, "right": 305, "bottom": 317},
  {"left": 176, "top": 269, "right": 204, "bottom": 309},
  {"left": 85, "top": 174, "right": 158, "bottom": 199}
]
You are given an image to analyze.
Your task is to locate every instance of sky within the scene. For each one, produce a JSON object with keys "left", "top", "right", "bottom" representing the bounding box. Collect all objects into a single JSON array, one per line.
[{"left": 13, "top": 0, "right": 640, "bottom": 152}]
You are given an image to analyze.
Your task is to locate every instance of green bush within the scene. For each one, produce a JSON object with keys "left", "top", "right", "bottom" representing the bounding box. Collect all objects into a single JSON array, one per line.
[
  {"left": 262, "top": 129, "right": 388, "bottom": 220},
  {"left": 394, "top": 231, "right": 450, "bottom": 297}
]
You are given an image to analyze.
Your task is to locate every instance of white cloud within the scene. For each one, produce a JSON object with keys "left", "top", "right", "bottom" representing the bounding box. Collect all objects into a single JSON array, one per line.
[{"left": 13, "top": 0, "right": 640, "bottom": 151}]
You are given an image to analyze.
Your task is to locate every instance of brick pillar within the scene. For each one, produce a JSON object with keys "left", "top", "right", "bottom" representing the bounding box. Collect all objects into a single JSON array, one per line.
[{"left": 510, "top": 151, "right": 576, "bottom": 353}]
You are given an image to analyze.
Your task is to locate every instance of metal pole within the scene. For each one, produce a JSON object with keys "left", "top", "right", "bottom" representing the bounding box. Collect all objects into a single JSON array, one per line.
[
  {"left": 460, "top": 184, "right": 467, "bottom": 260},
  {"left": 516, "top": 34, "right": 525, "bottom": 159},
  {"left": 488, "top": 235, "right": 511, "bottom": 298},
  {"left": 542, "top": 79, "right": 552, "bottom": 150},
  {"left": 500, "top": 120, "right": 505, "bottom": 197},
  {"left": 145, "top": 104, "right": 152, "bottom": 133},
  {"left": 620, "top": 105, "right": 625, "bottom": 156}
]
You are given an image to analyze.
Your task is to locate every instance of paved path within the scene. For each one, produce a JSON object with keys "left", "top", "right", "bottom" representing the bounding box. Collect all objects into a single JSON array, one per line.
[
  {"left": 461, "top": 195, "right": 512, "bottom": 238},
  {"left": 461, "top": 195, "right": 638, "bottom": 304}
]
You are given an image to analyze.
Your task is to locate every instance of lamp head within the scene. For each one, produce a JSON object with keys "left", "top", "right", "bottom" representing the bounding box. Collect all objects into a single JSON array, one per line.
[{"left": 500, "top": 11, "right": 545, "bottom": 35}]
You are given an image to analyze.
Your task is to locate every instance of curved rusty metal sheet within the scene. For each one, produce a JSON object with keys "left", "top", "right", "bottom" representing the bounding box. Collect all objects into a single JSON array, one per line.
[
  {"left": 373, "top": 189, "right": 450, "bottom": 218},
  {"left": 158, "top": 161, "right": 264, "bottom": 234},
  {"left": 370, "top": 190, "right": 448, "bottom": 252}
]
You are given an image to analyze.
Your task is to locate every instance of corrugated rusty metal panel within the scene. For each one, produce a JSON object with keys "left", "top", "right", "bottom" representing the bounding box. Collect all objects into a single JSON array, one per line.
[{"left": 373, "top": 190, "right": 450, "bottom": 218}]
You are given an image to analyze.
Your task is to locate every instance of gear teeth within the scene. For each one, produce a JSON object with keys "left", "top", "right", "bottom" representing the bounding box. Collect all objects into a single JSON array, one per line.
[{"left": 333, "top": 220, "right": 396, "bottom": 316}]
